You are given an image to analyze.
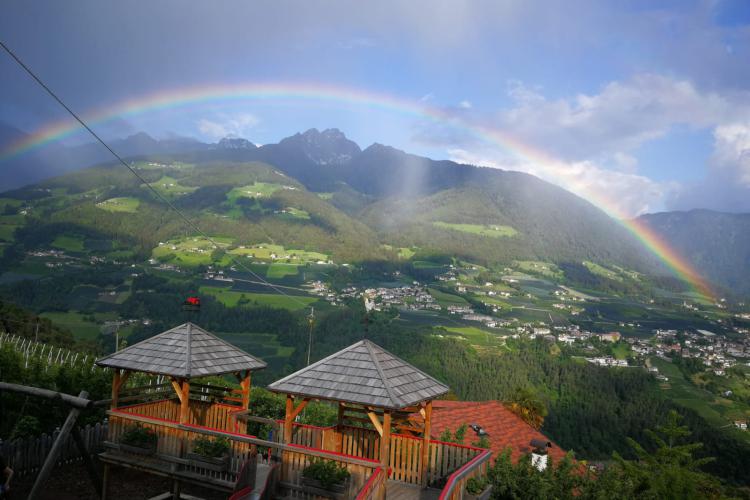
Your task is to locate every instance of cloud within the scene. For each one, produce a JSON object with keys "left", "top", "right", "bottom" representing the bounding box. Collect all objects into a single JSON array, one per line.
[
  {"left": 459, "top": 100, "right": 472, "bottom": 109},
  {"left": 712, "top": 122, "right": 750, "bottom": 186},
  {"left": 448, "top": 147, "right": 670, "bottom": 217},
  {"left": 497, "top": 74, "right": 741, "bottom": 162},
  {"left": 667, "top": 122, "right": 750, "bottom": 212},
  {"left": 197, "top": 113, "right": 259, "bottom": 140}
]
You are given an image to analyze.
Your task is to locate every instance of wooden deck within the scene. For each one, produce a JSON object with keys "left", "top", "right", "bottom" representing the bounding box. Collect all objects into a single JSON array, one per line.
[{"left": 386, "top": 480, "right": 441, "bottom": 500}]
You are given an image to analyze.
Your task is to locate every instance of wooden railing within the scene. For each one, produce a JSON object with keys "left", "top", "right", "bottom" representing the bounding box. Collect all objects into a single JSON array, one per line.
[
  {"left": 107, "top": 404, "right": 382, "bottom": 498},
  {"left": 108, "top": 400, "right": 487, "bottom": 497},
  {"left": 438, "top": 448, "right": 492, "bottom": 500},
  {"left": 356, "top": 466, "right": 387, "bottom": 500}
]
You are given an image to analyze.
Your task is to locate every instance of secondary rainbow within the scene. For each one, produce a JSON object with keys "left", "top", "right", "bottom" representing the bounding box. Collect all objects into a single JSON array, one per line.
[{"left": 0, "top": 81, "right": 715, "bottom": 299}]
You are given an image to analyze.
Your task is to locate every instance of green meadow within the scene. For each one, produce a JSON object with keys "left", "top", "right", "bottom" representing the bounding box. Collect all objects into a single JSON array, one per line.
[
  {"left": 52, "top": 234, "right": 85, "bottom": 252},
  {"left": 433, "top": 221, "right": 518, "bottom": 238},
  {"left": 40, "top": 311, "right": 101, "bottom": 340},
  {"left": 96, "top": 197, "right": 140, "bottom": 213}
]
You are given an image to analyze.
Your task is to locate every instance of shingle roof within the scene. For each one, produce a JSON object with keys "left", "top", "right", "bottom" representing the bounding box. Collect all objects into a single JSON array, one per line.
[
  {"left": 429, "top": 401, "right": 567, "bottom": 462},
  {"left": 95, "top": 322, "right": 266, "bottom": 377},
  {"left": 267, "top": 339, "right": 449, "bottom": 409}
]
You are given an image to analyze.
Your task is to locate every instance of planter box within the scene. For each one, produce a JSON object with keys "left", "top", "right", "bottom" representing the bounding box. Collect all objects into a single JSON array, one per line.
[
  {"left": 301, "top": 476, "right": 350, "bottom": 499},
  {"left": 187, "top": 452, "right": 230, "bottom": 472},
  {"left": 119, "top": 442, "right": 156, "bottom": 456},
  {"left": 466, "top": 485, "right": 493, "bottom": 500}
]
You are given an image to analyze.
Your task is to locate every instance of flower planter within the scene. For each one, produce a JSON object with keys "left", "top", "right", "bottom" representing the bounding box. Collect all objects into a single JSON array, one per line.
[
  {"left": 119, "top": 442, "right": 157, "bottom": 456},
  {"left": 466, "top": 484, "right": 493, "bottom": 500},
  {"left": 186, "top": 452, "right": 230, "bottom": 472},
  {"left": 301, "top": 476, "right": 350, "bottom": 499}
]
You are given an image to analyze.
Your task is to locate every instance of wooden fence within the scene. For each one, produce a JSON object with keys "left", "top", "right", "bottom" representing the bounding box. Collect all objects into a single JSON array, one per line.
[
  {"left": 0, "top": 421, "right": 108, "bottom": 476},
  {"left": 0, "top": 332, "right": 97, "bottom": 372}
]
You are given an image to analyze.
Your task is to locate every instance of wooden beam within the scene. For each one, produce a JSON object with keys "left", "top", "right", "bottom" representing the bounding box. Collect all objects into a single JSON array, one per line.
[
  {"left": 111, "top": 371, "right": 120, "bottom": 410},
  {"left": 421, "top": 400, "right": 432, "bottom": 487},
  {"left": 28, "top": 391, "right": 88, "bottom": 500},
  {"left": 170, "top": 378, "right": 184, "bottom": 404},
  {"left": 72, "top": 425, "right": 103, "bottom": 498},
  {"left": 289, "top": 398, "right": 310, "bottom": 420},
  {"left": 380, "top": 411, "right": 391, "bottom": 467},
  {"left": 367, "top": 411, "right": 383, "bottom": 436},
  {"left": 116, "top": 370, "right": 131, "bottom": 392}
]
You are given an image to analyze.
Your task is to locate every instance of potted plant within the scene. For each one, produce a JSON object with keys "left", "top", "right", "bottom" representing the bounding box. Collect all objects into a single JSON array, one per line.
[
  {"left": 119, "top": 425, "right": 158, "bottom": 455},
  {"left": 301, "top": 459, "right": 351, "bottom": 497},
  {"left": 465, "top": 475, "right": 492, "bottom": 500},
  {"left": 187, "top": 436, "right": 231, "bottom": 472}
]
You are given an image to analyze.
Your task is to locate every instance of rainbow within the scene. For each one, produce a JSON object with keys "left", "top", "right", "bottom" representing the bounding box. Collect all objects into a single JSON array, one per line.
[{"left": 0, "top": 81, "right": 715, "bottom": 299}]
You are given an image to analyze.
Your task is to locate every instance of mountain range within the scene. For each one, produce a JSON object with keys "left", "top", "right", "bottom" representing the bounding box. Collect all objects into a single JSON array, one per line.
[{"left": 1, "top": 124, "right": 747, "bottom": 296}]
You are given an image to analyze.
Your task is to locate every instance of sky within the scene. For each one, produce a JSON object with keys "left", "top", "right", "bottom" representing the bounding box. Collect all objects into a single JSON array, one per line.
[{"left": 1, "top": 0, "right": 750, "bottom": 217}]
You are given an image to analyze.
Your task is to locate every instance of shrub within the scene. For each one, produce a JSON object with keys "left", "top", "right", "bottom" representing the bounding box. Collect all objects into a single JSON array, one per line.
[
  {"left": 120, "top": 425, "right": 157, "bottom": 448},
  {"left": 466, "top": 475, "right": 488, "bottom": 495},
  {"left": 302, "top": 459, "right": 350, "bottom": 489},
  {"left": 192, "top": 436, "right": 230, "bottom": 458}
]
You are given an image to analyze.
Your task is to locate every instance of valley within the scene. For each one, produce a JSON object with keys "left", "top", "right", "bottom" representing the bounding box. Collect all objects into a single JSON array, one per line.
[{"left": 1, "top": 132, "right": 749, "bottom": 488}]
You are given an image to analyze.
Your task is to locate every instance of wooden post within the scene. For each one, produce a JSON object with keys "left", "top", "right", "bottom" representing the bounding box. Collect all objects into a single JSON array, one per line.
[
  {"left": 240, "top": 370, "right": 251, "bottom": 410},
  {"left": 102, "top": 464, "right": 109, "bottom": 500},
  {"left": 111, "top": 370, "right": 120, "bottom": 410},
  {"left": 284, "top": 395, "right": 294, "bottom": 444},
  {"left": 421, "top": 400, "right": 432, "bottom": 487},
  {"left": 380, "top": 410, "right": 391, "bottom": 468},
  {"left": 72, "top": 425, "right": 103, "bottom": 498},
  {"left": 336, "top": 403, "right": 345, "bottom": 453},
  {"left": 28, "top": 391, "right": 89, "bottom": 500},
  {"left": 179, "top": 378, "right": 190, "bottom": 424}
]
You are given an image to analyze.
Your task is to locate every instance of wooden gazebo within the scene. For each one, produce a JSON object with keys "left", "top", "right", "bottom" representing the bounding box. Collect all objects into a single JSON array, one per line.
[
  {"left": 95, "top": 322, "right": 267, "bottom": 498},
  {"left": 97, "top": 322, "right": 266, "bottom": 418},
  {"left": 268, "top": 339, "right": 449, "bottom": 487}
]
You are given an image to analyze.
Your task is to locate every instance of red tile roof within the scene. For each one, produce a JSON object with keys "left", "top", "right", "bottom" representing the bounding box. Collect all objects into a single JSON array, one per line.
[{"left": 430, "top": 400, "right": 567, "bottom": 463}]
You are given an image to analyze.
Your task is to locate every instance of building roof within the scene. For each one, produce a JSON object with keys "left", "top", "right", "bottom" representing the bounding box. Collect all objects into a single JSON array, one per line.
[
  {"left": 267, "top": 339, "right": 449, "bottom": 409},
  {"left": 96, "top": 322, "right": 266, "bottom": 378},
  {"left": 429, "top": 400, "right": 567, "bottom": 463}
]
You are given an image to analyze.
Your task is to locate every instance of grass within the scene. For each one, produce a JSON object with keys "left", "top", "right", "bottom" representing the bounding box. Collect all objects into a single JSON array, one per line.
[
  {"left": 433, "top": 221, "right": 518, "bottom": 238},
  {"left": 514, "top": 261, "right": 563, "bottom": 279},
  {"left": 443, "top": 326, "right": 506, "bottom": 350},
  {"left": 279, "top": 207, "right": 310, "bottom": 220},
  {"left": 229, "top": 244, "right": 328, "bottom": 263},
  {"left": 611, "top": 342, "right": 631, "bottom": 360},
  {"left": 226, "top": 182, "right": 288, "bottom": 202},
  {"left": 650, "top": 357, "right": 750, "bottom": 436},
  {"left": 428, "top": 287, "right": 469, "bottom": 306},
  {"left": 40, "top": 311, "right": 101, "bottom": 340},
  {"left": 147, "top": 176, "right": 197, "bottom": 199},
  {"left": 52, "top": 234, "right": 85, "bottom": 252},
  {"left": 583, "top": 261, "right": 623, "bottom": 281},
  {"left": 0, "top": 224, "right": 17, "bottom": 242},
  {"left": 96, "top": 197, "right": 140, "bottom": 213},
  {"left": 152, "top": 236, "right": 234, "bottom": 267},
  {"left": 200, "top": 286, "right": 317, "bottom": 311},
  {"left": 267, "top": 263, "right": 300, "bottom": 278},
  {"left": 316, "top": 192, "right": 334, "bottom": 200}
]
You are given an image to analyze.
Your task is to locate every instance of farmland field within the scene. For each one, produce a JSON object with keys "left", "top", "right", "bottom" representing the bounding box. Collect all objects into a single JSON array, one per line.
[
  {"left": 200, "top": 285, "right": 317, "bottom": 311},
  {"left": 40, "top": 311, "right": 101, "bottom": 340}
]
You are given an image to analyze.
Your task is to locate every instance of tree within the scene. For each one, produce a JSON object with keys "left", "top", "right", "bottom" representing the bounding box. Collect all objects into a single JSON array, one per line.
[
  {"left": 506, "top": 387, "right": 547, "bottom": 430},
  {"left": 611, "top": 410, "right": 722, "bottom": 499}
]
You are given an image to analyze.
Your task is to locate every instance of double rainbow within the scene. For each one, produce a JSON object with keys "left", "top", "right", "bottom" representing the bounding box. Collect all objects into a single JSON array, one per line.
[{"left": 0, "top": 82, "right": 715, "bottom": 299}]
